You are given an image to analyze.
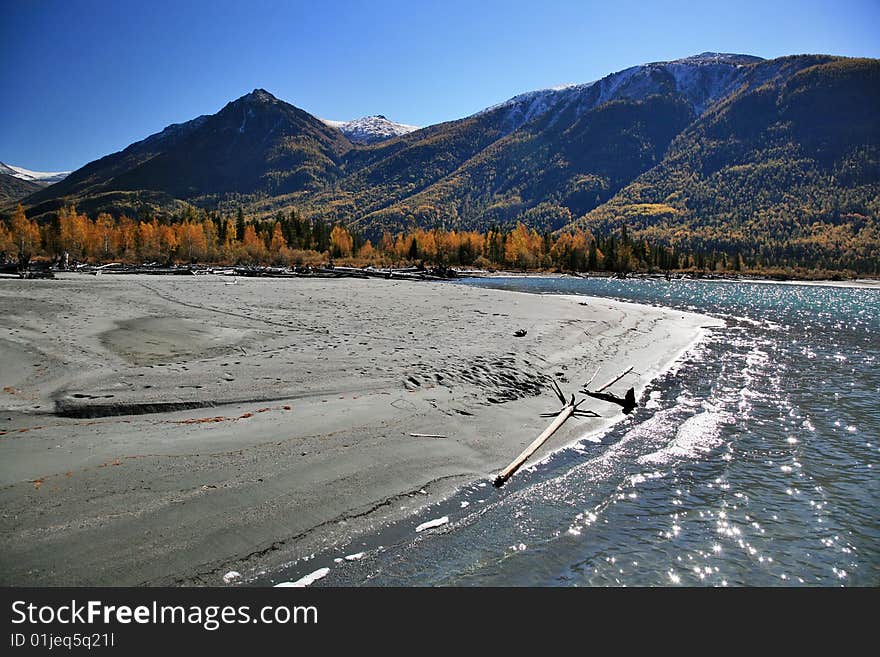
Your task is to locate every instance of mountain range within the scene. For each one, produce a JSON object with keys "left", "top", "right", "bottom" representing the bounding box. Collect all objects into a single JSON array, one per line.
[{"left": 7, "top": 52, "right": 880, "bottom": 270}]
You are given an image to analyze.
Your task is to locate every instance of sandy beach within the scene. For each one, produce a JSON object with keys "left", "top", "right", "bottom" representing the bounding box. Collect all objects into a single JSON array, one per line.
[{"left": 0, "top": 274, "right": 721, "bottom": 585}]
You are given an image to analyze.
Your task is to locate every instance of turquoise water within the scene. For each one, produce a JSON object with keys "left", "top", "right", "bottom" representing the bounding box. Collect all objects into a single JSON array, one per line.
[{"left": 269, "top": 278, "right": 880, "bottom": 586}]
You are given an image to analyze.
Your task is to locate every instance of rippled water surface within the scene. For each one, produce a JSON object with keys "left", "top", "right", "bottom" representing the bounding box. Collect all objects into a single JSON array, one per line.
[{"left": 272, "top": 278, "right": 880, "bottom": 587}]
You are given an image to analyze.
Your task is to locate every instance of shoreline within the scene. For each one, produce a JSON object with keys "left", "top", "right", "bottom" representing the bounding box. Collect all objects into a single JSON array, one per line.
[
  {"left": 258, "top": 304, "right": 720, "bottom": 587},
  {"left": 474, "top": 271, "right": 880, "bottom": 290},
  {"left": 527, "top": 309, "right": 716, "bottom": 475},
  {"left": 0, "top": 274, "right": 722, "bottom": 585},
  {"left": 5, "top": 263, "right": 879, "bottom": 290}
]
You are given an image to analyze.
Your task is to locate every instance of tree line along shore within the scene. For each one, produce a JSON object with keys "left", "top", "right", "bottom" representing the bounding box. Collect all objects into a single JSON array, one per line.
[{"left": 2, "top": 204, "right": 875, "bottom": 281}]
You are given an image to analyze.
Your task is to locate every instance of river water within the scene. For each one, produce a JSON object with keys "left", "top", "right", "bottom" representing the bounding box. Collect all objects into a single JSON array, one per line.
[{"left": 268, "top": 277, "right": 879, "bottom": 587}]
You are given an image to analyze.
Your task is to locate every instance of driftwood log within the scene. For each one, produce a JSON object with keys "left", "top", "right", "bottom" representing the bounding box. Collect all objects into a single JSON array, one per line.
[
  {"left": 493, "top": 398, "right": 578, "bottom": 487},
  {"left": 493, "top": 381, "right": 599, "bottom": 487}
]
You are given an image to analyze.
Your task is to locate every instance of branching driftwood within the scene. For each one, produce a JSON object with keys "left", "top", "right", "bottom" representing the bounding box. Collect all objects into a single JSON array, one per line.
[
  {"left": 493, "top": 365, "right": 637, "bottom": 487},
  {"left": 493, "top": 381, "right": 599, "bottom": 488},
  {"left": 583, "top": 365, "right": 637, "bottom": 414},
  {"left": 593, "top": 365, "right": 634, "bottom": 393}
]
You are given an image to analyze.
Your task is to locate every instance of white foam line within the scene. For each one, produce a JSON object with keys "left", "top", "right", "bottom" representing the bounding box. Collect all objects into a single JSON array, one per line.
[{"left": 531, "top": 310, "right": 722, "bottom": 467}]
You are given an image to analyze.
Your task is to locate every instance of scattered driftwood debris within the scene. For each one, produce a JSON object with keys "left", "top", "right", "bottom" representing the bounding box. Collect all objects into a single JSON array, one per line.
[
  {"left": 493, "top": 380, "right": 599, "bottom": 488},
  {"left": 409, "top": 432, "right": 447, "bottom": 438},
  {"left": 5, "top": 257, "right": 494, "bottom": 281},
  {"left": 1, "top": 261, "right": 55, "bottom": 279},
  {"left": 53, "top": 262, "right": 482, "bottom": 281},
  {"left": 231, "top": 264, "right": 468, "bottom": 281},
  {"left": 582, "top": 365, "right": 637, "bottom": 414},
  {"left": 19, "top": 268, "right": 55, "bottom": 279}
]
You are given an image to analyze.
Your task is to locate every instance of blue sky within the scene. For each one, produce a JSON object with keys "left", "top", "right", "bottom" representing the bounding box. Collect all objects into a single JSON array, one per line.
[{"left": 2, "top": 0, "right": 879, "bottom": 171}]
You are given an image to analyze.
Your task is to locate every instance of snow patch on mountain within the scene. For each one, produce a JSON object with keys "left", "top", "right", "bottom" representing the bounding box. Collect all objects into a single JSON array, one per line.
[
  {"left": 669, "top": 52, "right": 764, "bottom": 66},
  {"left": 477, "top": 83, "right": 586, "bottom": 130},
  {"left": 591, "top": 65, "right": 643, "bottom": 106},
  {"left": 663, "top": 62, "right": 744, "bottom": 114},
  {"left": 321, "top": 115, "right": 420, "bottom": 144},
  {"left": 476, "top": 52, "right": 765, "bottom": 132},
  {"left": 0, "top": 162, "right": 70, "bottom": 184},
  {"left": 479, "top": 83, "right": 579, "bottom": 117}
]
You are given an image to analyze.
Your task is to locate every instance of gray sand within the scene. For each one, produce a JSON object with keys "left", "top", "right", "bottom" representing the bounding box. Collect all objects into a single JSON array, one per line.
[{"left": 0, "top": 274, "right": 722, "bottom": 585}]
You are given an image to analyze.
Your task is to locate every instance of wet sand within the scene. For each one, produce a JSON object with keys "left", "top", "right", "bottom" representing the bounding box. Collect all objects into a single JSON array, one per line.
[{"left": 0, "top": 274, "right": 722, "bottom": 585}]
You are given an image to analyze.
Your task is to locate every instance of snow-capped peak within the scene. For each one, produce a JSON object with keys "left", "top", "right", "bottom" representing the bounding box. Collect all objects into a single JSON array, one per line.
[
  {"left": 0, "top": 162, "right": 70, "bottom": 184},
  {"left": 321, "top": 115, "right": 420, "bottom": 144},
  {"left": 668, "top": 52, "right": 764, "bottom": 66}
]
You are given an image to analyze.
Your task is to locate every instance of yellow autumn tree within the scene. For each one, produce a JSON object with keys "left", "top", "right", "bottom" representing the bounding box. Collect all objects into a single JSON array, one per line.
[
  {"left": 392, "top": 233, "right": 410, "bottom": 261},
  {"left": 114, "top": 216, "right": 137, "bottom": 261},
  {"left": 93, "top": 213, "right": 116, "bottom": 261},
  {"left": 357, "top": 240, "right": 376, "bottom": 260},
  {"left": 414, "top": 228, "right": 438, "bottom": 262},
  {"left": 158, "top": 224, "right": 178, "bottom": 261},
  {"left": 137, "top": 219, "right": 160, "bottom": 262},
  {"left": 177, "top": 221, "right": 207, "bottom": 262},
  {"left": 223, "top": 218, "right": 238, "bottom": 259},
  {"left": 268, "top": 222, "right": 287, "bottom": 262},
  {"left": 10, "top": 204, "right": 41, "bottom": 265},
  {"left": 0, "top": 218, "right": 13, "bottom": 255},
  {"left": 504, "top": 222, "right": 541, "bottom": 269},
  {"left": 241, "top": 224, "right": 266, "bottom": 262},
  {"left": 380, "top": 231, "right": 395, "bottom": 255},
  {"left": 202, "top": 217, "right": 219, "bottom": 261},
  {"left": 329, "top": 224, "right": 353, "bottom": 258},
  {"left": 58, "top": 205, "right": 90, "bottom": 261}
]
